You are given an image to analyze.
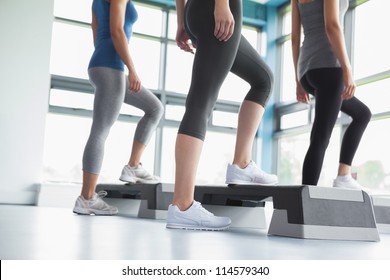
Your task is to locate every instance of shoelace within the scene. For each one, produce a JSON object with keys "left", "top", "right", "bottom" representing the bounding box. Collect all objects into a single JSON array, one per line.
[
  {"left": 96, "top": 190, "right": 108, "bottom": 198},
  {"left": 95, "top": 191, "right": 116, "bottom": 210},
  {"left": 251, "top": 162, "right": 267, "bottom": 176},
  {"left": 193, "top": 201, "right": 214, "bottom": 216}
]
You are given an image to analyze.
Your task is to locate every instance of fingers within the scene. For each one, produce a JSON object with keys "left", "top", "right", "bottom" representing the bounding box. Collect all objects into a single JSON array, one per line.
[
  {"left": 129, "top": 80, "right": 141, "bottom": 93},
  {"left": 297, "top": 93, "right": 310, "bottom": 104},
  {"left": 341, "top": 84, "right": 356, "bottom": 100},
  {"left": 214, "top": 19, "right": 234, "bottom": 41},
  {"left": 177, "top": 40, "right": 194, "bottom": 54},
  {"left": 176, "top": 29, "right": 194, "bottom": 54}
]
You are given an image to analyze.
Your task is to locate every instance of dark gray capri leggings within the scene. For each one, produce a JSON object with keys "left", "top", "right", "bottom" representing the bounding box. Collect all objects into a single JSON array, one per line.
[{"left": 179, "top": 0, "right": 273, "bottom": 141}]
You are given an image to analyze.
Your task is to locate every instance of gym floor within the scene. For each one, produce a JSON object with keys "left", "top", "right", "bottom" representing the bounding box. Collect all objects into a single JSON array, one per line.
[{"left": 1, "top": 204, "right": 389, "bottom": 260}]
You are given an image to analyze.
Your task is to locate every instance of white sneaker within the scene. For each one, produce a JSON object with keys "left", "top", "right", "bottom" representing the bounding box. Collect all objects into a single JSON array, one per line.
[
  {"left": 225, "top": 161, "right": 278, "bottom": 186},
  {"left": 333, "top": 175, "right": 366, "bottom": 191},
  {"left": 73, "top": 191, "right": 118, "bottom": 215},
  {"left": 166, "top": 201, "right": 231, "bottom": 231},
  {"left": 119, "top": 164, "right": 160, "bottom": 184}
]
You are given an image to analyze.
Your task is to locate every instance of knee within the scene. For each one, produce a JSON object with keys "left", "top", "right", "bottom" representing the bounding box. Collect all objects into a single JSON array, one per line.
[
  {"left": 355, "top": 104, "right": 372, "bottom": 125},
  {"left": 147, "top": 101, "right": 164, "bottom": 122},
  {"left": 154, "top": 101, "right": 164, "bottom": 120},
  {"left": 253, "top": 68, "right": 273, "bottom": 91},
  {"left": 246, "top": 70, "right": 273, "bottom": 105}
]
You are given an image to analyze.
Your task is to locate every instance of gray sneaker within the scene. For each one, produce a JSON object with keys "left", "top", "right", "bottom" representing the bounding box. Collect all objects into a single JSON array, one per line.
[
  {"left": 73, "top": 191, "right": 118, "bottom": 215},
  {"left": 119, "top": 164, "right": 160, "bottom": 184},
  {"left": 225, "top": 160, "right": 278, "bottom": 186},
  {"left": 166, "top": 201, "right": 231, "bottom": 231}
]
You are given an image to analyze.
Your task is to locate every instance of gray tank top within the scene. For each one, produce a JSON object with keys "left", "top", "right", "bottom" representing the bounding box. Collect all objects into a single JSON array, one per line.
[{"left": 297, "top": 0, "right": 348, "bottom": 80}]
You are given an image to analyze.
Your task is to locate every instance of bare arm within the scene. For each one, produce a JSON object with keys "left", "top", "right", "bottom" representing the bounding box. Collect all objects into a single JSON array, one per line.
[
  {"left": 324, "top": 0, "right": 355, "bottom": 99},
  {"left": 291, "top": 0, "right": 301, "bottom": 83},
  {"left": 110, "top": 0, "right": 141, "bottom": 92},
  {"left": 175, "top": 0, "right": 194, "bottom": 53},
  {"left": 291, "top": 0, "right": 309, "bottom": 103}
]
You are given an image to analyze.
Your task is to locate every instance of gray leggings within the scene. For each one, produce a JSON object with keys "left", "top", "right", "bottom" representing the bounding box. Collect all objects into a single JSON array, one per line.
[
  {"left": 179, "top": 0, "right": 273, "bottom": 140},
  {"left": 83, "top": 67, "right": 164, "bottom": 174}
]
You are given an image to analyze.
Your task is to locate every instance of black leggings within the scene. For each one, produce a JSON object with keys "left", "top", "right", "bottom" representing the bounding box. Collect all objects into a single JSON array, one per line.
[
  {"left": 179, "top": 0, "right": 273, "bottom": 140},
  {"left": 300, "top": 68, "right": 371, "bottom": 185}
]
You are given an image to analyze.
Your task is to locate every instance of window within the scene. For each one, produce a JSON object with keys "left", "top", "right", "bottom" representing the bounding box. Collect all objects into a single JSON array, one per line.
[
  {"left": 277, "top": 127, "right": 341, "bottom": 187},
  {"left": 353, "top": 0, "right": 390, "bottom": 80},
  {"left": 275, "top": 0, "right": 390, "bottom": 192},
  {"left": 160, "top": 128, "right": 236, "bottom": 185},
  {"left": 165, "top": 42, "right": 194, "bottom": 94},
  {"left": 50, "top": 22, "right": 93, "bottom": 79},
  {"left": 352, "top": 118, "right": 390, "bottom": 192},
  {"left": 45, "top": 0, "right": 262, "bottom": 185},
  {"left": 129, "top": 37, "right": 161, "bottom": 90}
]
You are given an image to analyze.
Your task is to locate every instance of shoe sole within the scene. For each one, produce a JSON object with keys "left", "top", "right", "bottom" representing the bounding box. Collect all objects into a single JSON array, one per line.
[
  {"left": 119, "top": 176, "right": 136, "bottom": 184},
  {"left": 73, "top": 209, "right": 118, "bottom": 216},
  {"left": 119, "top": 177, "right": 160, "bottom": 184},
  {"left": 225, "top": 180, "right": 278, "bottom": 186},
  {"left": 166, "top": 223, "right": 230, "bottom": 231}
]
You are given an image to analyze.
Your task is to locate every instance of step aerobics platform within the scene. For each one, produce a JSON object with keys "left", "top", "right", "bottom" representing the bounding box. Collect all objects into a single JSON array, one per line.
[
  {"left": 96, "top": 183, "right": 380, "bottom": 241},
  {"left": 372, "top": 195, "right": 390, "bottom": 233}
]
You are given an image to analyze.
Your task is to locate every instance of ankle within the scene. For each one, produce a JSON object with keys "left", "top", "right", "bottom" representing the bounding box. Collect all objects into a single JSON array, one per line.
[
  {"left": 232, "top": 160, "right": 251, "bottom": 169},
  {"left": 335, "top": 174, "right": 352, "bottom": 182}
]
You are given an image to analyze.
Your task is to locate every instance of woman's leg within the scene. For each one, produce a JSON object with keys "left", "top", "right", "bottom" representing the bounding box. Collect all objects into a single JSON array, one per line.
[
  {"left": 172, "top": 134, "right": 203, "bottom": 210},
  {"left": 119, "top": 86, "right": 164, "bottom": 183},
  {"left": 333, "top": 96, "right": 371, "bottom": 189},
  {"left": 230, "top": 36, "right": 272, "bottom": 167},
  {"left": 224, "top": 35, "right": 277, "bottom": 185},
  {"left": 123, "top": 86, "right": 164, "bottom": 159},
  {"left": 339, "top": 97, "right": 371, "bottom": 168},
  {"left": 74, "top": 67, "right": 125, "bottom": 215},
  {"left": 300, "top": 68, "right": 344, "bottom": 185},
  {"left": 167, "top": 0, "right": 242, "bottom": 230},
  {"left": 173, "top": 0, "right": 242, "bottom": 210}
]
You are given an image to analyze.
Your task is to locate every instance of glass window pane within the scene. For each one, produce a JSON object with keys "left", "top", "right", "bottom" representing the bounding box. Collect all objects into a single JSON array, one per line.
[
  {"left": 355, "top": 78, "right": 390, "bottom": 115},
  {"left": 219, "top": 73, "right": 251, "bottom": 102},
  {"left": 160, "top": 127, "right": 177, "bottom": 183},
  {"left": 50, "top": 22, "right": 93, "bottom": 79},
  {"left": 160, "top": 128, "right": 236, "bottom": 184},
  {"left": 133, "top": 4, "right": 163, "bottom": 37},
  {"left": 354, "top": 0, "right": 390, "bottom": 79},
  {"left": 212, "top": 111, "right": 238, "bottom": 128},
  {"left": 282, "top": 11, "right": 291, "bottom": 36},
  {"left": 165, "top": 43, "right": 193, "bottom": 94},
  {"left": 50, "top": 89, "right": 94, "bottom": 111},
  {"left": 280, "top": 109, "right": 308, "bottom": 129},
  {"left": 54, "top": 0, "right": 92, "bottom": 23},
  {"left": 242, "top": 26, "right": 258, "bottom": 49},
  {"left": 278, "top": 127, "right": 341, "bottom": 187},
  {"left": 352, "top": 118, "right": 390, "bottom": 192},
  {"left": 43, "top": 114, "right": 156, "bottom": 183},
  {"left": 129, "top": 36, "right": 161, "bottom": 90},
  {"left": 280, "top": 40, "right": 295, "bottom": 102},
  {"left": 165, "top": 104, "right": 185, "bottom": 122},
  {"left": 278, "top": 133, "right": 309, "bottom": 185},
  {"left": 168, "top": 10, "right": 177, "bottom": 40}
]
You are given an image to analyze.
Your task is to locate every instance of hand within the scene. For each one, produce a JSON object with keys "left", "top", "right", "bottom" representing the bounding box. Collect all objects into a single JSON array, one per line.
[
  {"left": 214, "top": 0, "right": 235, "bottom": 42},
  {"left": 296, "top": 82, "right": 310, "bottom": 104},
  {"left": 341, "top": 68, "right": 356, "bottom": 100},
  {"left": 128, "top": 71, "right": 141, "bottom": 93},
  {"left": 176, "top": 26, "right": 194, "bottom": 54}
]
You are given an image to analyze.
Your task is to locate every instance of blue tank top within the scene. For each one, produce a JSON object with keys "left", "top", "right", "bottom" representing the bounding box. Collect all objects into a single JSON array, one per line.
[
  {"left": 297, "top": 0, "right": 348, "bottom": 80},
  {"left": 88, "top": 0, "right": 138, "bottom": 71}
]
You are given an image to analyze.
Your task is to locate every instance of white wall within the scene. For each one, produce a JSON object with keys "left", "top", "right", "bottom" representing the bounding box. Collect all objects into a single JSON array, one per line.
[{"left": 0, "top": 0, "right": 54, "bottom": 204}]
